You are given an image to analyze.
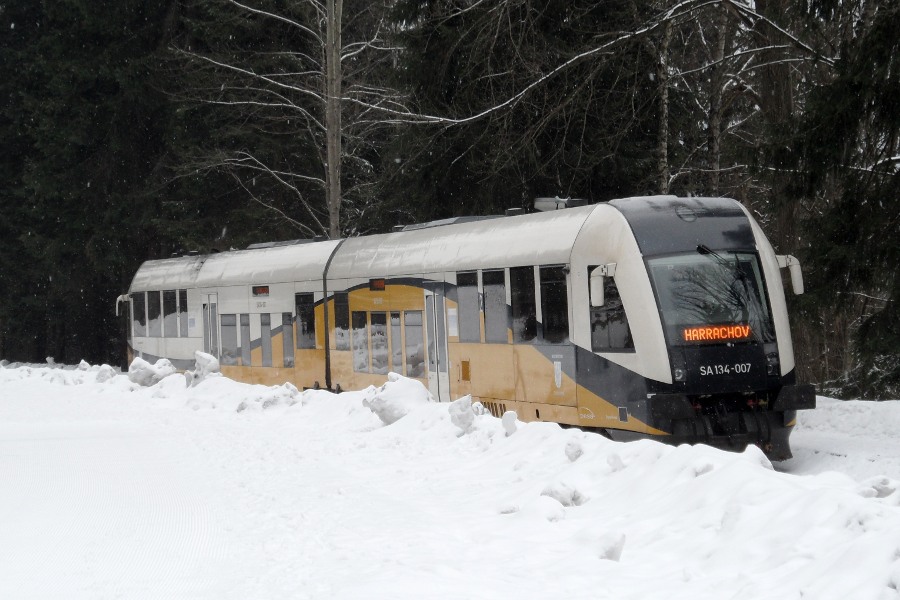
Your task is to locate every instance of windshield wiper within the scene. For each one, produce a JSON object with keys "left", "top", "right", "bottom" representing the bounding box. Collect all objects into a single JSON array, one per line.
[{"left": 698, "top": 244, "right": 749, "bottom": 291}]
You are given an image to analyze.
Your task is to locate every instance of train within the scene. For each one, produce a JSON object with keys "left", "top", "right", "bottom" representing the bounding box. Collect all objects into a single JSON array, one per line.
[{"left": 118, "top": 195, "right": 815, "bottom": 459}]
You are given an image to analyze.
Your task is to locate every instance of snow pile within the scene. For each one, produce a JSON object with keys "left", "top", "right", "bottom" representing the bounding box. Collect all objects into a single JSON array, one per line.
[
  {"left": 785, "top": 396, "right": 900, "bottom": 480},
  {"left": 501, "top": 410, "right": 518, "bottom": 436},
  {"left": 2, "top": 365, "right": 900, "bottom": 600},
  {"left": 127, "top": 356, "right": 176, "bottom": 386},
  {"left": 185, "top": 351, "right": 220, "bottom": 387},
  {"left": 362, "top": 371, "right": 433, "bottom": 425},
  {"left": 448, "top": 395, "right": 476, "bottom": 433},
  {"left": 95, "top": 364, "right": 118, "bottom": 383}
]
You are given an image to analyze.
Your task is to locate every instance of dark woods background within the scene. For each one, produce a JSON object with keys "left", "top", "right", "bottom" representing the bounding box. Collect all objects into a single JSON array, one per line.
[{"left": 1, "top": 0, "right": 897, "bottom": 397}]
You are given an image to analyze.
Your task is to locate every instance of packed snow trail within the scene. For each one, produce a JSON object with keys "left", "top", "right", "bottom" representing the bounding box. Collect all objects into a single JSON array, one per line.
[{"left": 1, "top": 363, "right": 899, "bottom": 599}]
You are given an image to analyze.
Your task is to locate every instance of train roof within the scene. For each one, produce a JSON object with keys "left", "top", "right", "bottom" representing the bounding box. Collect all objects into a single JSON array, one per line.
[
  {"left": 130, "top": 195, "right": 753, "bottom": 291},
  {"left": 129, "top": 239, "right": 343, "bottom": 292},
  {"left": 326, "top": 203, "right": 608, "bottom": 279}
]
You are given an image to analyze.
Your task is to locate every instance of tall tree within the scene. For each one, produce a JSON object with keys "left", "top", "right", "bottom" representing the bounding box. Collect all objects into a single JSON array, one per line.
[
  {"left": 0, "top": 0, "right": 175, "bottom": 364},
  {"left": 383, "top": 0, "right": 662, "bottom": 222},
  {"left": 170, "top": 0, "right": 401, "bottom": 239},
  {"left": 797, "top": 0, "right": 900, "bottom": 397}
]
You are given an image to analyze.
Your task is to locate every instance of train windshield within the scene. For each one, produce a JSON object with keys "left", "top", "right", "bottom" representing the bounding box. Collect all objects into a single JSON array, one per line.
[{"left": 647, "top": 250, "right": 775, "bottom": 346}]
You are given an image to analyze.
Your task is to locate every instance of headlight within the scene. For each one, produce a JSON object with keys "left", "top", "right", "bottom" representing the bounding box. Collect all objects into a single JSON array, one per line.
[{"left": 766, "top": 352, "right": 780, "bottom": 376}]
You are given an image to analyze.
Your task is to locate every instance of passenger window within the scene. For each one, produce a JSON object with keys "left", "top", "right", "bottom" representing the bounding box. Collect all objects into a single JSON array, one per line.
[
  {"left": 404, "top": 311, "right": 425, "bottom": 378},
  {"left": 295, "top": 293, "right": 316, "bottom": 349},
  {"left": 260, "top": 313, "right": 273, "bottom": 367},
  {"left": 220, "top": 314, "right": 238, "bottom": 365},
  {"left": 352, "top": 311, "right": 369, "bottom": 372},
  {"left": 456, "top": 272, "right": 480, "bottom": 342},
  {"left": 240, "top": 314, "right": 251, "bottom": 365},
  {"left": 483, "top": 270, "right": 508, "bottom": 343},
  {"left": 178, "top": 289, "right": 188, "bottom": 337},
  {"left": 391, "top": 312, "right": 403, "bottom": 373},
  {"left": 334, "top": 292, "right": 350, "bottom": 351},
  {"left": 540, "top": 266, "right": 569, "bottom": 344},
  {"left": 510, "top": 267, "right": 537, "bottom": 343},
  {"left": 282, "top": 313, "right": 295, "bottom": 367},
  {"left": 163, "top": 290, "right": 177, "bottom": 337},
  {"left": 590, "top": 275, "right": 634, "bottom": 352},
  {"left": 131, "top": 292, "right": 146, "bottom": 337},
  {"left": 371, "top": 312, "right": 388, "bottom": 375},
  {"left": 148, "top": 291, "right": 162, "bottom": 338}
]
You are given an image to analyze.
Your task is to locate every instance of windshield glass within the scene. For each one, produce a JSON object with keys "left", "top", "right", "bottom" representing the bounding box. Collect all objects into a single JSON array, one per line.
[{"left": 647, "top": 251, "right": 775, "bottom": 346}]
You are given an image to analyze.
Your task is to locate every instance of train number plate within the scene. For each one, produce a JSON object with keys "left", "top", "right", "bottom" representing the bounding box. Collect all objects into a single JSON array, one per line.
[{"left": 699, "top": 363, "right": 752, "bottom": 376}]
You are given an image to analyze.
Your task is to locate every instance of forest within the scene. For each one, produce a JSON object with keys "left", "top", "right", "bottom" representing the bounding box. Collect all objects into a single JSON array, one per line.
[{"left": 0, "top": 0, "right": 897, "bottom": 397}]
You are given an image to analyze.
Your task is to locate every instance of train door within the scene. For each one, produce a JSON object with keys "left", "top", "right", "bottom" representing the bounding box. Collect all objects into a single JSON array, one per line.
[
  {"left": 202, "top": 293, "right": 220, "bottom": 358},
  {"left": 424, "top": 284, "right": 451, "bottom": 402}
]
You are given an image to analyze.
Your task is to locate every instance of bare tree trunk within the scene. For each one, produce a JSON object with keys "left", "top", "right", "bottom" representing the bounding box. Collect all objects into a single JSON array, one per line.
[
  {"left": 755, "top": 0, "right": 796, "bottom": 249},
  {"left": 325, "top": 0, "right": 343, "bottom": 239},
  {"left": 656, "top": 19, "right": 672, "bottom": 195}
]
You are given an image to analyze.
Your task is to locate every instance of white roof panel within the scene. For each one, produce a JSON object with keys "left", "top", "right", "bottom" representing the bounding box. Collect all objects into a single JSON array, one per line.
[
  {"left": 328, "top": 205, "right": 598, "bottom": 279},
  {"left": 130, "top": 206, "right": 604, "bottom": 292},
  {"left": 129, "top": 240, "right": 342, "bottom": 292}
]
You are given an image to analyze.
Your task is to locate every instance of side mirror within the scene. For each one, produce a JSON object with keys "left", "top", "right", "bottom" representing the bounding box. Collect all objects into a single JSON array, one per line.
[
  {"left": 115, "top": 294, "right": 129, "bottom": 316},
  {"left": 776, "top": 255, "right": 804, "bottom": 295},
  {"left": 590, "top": 263, "right": 616, "bottom": 307}
]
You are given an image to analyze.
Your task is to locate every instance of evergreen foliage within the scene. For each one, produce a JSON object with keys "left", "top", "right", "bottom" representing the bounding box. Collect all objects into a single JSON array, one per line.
[
  {"left": 797, "top": 0, "right": 900, "bottom": 398},
  {"left": 383, "top": 0, "right": 660, "bottom": 221},
  {"left": 1, "top": 0, "right": 173, "bottom": 364}
]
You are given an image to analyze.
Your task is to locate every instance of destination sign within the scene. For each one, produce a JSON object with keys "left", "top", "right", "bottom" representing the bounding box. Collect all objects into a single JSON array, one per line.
[{"left": 682, "top": 324, "right": 751, "bottom": 342}]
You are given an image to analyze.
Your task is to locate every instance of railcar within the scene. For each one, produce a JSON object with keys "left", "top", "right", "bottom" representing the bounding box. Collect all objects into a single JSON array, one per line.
[{"left": 118, "top": 196, "right": 815, "bottom": 459}]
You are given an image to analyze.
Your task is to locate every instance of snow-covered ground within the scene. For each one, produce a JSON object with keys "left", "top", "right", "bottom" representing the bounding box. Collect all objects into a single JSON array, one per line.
[{"left": 1, "top": 360, "right": 899, "bottom": 600}]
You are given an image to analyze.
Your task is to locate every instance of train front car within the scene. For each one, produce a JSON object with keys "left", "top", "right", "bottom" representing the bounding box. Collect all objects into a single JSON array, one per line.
[{"left": 574, "top": 197, "right": 815, "bottom": 460}]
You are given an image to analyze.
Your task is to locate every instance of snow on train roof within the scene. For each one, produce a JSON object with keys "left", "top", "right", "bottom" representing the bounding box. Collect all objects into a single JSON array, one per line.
[
  {"left": 130, "top": 202, "right": 632, "bottom": 291},
  {"left": 129, "top": 239, "right": 343, "bottom": 292},
  {"left": 328, "top": 204, "right": 607, "bottom": 279}
]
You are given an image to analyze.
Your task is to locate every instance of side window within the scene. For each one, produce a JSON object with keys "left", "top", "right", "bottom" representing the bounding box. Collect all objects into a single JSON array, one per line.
[
  {"left": 163, "top": 290, "right": 177, "bottom": 337},
  {"left": 282, "top": 313, "right": 295, "bottom": 367},
  {"left": 240, "top": 314, "right": 251, "bottom": 365},
  {"left": 260, "top": 313, "right": 273, "bottom": 367},
  {"left": 590, "top": 274, "right": 634, "bottom": 352},
  {"left": 371, "top": 312, "right": 388, "bottom": 375},
  {"left": 295, "top": 293, "right": 316, "bottom": 349},
  {"left": 456, "top": 272, "right": 480, "bottom": 342},
  {"left": 352, "top": 311, "right": 369, "bottom": 373},
  {"left": 334, "top": 292, "right": 350, "bottom": 351},
  {"left": 404, "top": 311, "right": 425, "bottom": 378},
  {"left": 510, "top": 266, "right": 537, "bottom": 343},
  {"left": 131, "top": 292, "right": 146, "bottom": 337},
  {"left": 220, "top": 314, "right": 238, "bottom": 365},
  {"left": 483, "top": 270, "right": 508, "bottom": 343},
  {"left": 178, "top": 289, "right": 188, "bottom": 337},
  {"left": 540, "top": 266, "right": 569, "bottom": 344},
  {"left": 390, "top": 312, "right": 403, "bottom": 373},
  {"left": 148, "top": 291, "right": 162, "bottom": 338}
]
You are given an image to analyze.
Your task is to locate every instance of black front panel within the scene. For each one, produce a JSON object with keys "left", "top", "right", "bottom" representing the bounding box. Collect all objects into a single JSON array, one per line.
[
  {"left": 571, "top": 345, "right": 649, "bottom": 407},
  {"left": 677, "top": 343, "right": 767, "bottom": 394},
  {"left": 609, "top": 196, "right": 755, "bottom": 255}
]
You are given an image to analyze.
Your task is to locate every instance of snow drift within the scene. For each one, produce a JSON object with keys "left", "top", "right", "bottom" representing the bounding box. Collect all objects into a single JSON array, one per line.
[{"left": 1, "top": 360, "right": 899, "bottom": 600}]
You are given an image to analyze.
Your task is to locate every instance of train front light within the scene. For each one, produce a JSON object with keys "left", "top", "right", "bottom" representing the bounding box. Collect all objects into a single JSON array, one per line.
[
  {"left": 766, "top": 352, "right": 780, "bottom": 376},
  {"left": 672, "top": 353, "right": 687, "bottom": 382}
]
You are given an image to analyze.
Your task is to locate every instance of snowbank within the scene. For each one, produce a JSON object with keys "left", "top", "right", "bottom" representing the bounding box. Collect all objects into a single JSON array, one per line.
[
  {"left": 1, "top": 364, "right": 899, "bottom": 600},
  {"left": 127, "top": 356, "right": 176, "bottom": 386},
  {"left": 362, "top": 371, "right": 433, "bottom": 424}
]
